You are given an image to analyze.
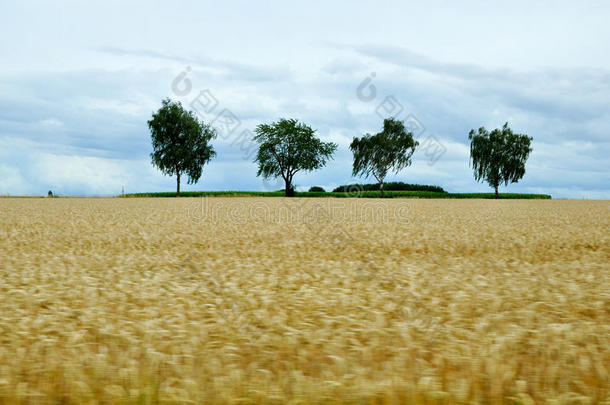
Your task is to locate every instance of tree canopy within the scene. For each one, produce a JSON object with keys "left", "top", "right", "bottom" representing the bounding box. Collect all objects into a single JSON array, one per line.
[
  {"left": 253, "top": 118, "right": 337, "bottom": 197},
  {"left": 468, "top": 122, "right": 533, "bottom": 198},
  {"left": 350, "top": 118, "right": 418, "bottom": 197},
  {"left": 148, "top": 98, "right": 217, "bottom": 196}
]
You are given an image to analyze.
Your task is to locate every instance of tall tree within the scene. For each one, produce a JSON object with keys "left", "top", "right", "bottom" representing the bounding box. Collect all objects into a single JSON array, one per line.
[
  {"left": 253, "top": 118, "right": 337, "bottom": 197},
  {"left": 350, "top": 118, "right": 418, "bottom": 197},
  {"left": 148, "top": 98, "right": 216, "bottom": 196},
  {"left": 468, "top": 122, "right": 533, "bottom": 198}
]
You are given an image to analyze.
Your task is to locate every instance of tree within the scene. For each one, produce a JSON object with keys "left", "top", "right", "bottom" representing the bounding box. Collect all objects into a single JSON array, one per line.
[
  {"left": 468, "top": 122, "right": 532, "bottom": 199},
  {"left": 253, "top": 118, "right": 337, "bottom": 197},
  {"left": 148, "top": 98, "right": 217, "bottom": 196},
  {"left": 350, "top": 118, "right": 418, "bottom": 197}
]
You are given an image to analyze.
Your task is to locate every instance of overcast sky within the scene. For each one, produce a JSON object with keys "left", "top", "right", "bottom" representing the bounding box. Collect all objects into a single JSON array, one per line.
[{"left": 1, "top": 0, "right": 609, "bottom": 198}]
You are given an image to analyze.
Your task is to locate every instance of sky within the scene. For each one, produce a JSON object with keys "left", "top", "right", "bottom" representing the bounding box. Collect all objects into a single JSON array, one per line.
[{"left": 0, "top": 0, "right": 609, "bottom": 198}]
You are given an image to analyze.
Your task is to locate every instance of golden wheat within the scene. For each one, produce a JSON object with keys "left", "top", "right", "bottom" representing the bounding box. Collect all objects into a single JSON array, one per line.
[{"left": 0, "top": 197, "right": 608, "bottom": 404}]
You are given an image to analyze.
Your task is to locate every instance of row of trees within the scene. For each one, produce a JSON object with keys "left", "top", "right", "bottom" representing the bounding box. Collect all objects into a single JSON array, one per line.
[{"left": 149, "top": 98, "right": 533, "bottom": 198}]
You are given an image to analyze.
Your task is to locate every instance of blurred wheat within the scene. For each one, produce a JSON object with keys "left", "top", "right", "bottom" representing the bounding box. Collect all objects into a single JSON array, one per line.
[{"left": 0, "top": 197, "right": 608, "bottom": 404}]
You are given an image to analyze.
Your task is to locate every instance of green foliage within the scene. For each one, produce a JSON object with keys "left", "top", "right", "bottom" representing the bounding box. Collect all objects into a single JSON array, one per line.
[
  {"left": 308, "top": 186, "right": 326, "bottom": 192},
  {"left": 125, "top": 191, "right": 286, "bottom": 198},
  {"left": 350, "top": 118, "right": 419, "bottom": 197},
  {"left": 444, "top": 192, "right": 550, "bottom": 199},
  {"left": 47, "top": 190, "right": 53, "bottom": 197},
  {"left": 333, "top": 191, "right": 549, "bottom": 199},
  {"left": 333, "top": 182, "right": 445, "bottom": 193},
  {"left": 253, "top": 118, "right": 337, "bottom": 197},
  {"left": 469, "top": 122, "right": 533, "bottom": 198},
  {"left": 125, "top": 191, "right": 550, "bottom": 199},
  {"left": 148, "top": 98, "right": 217, "bottom": 195}
]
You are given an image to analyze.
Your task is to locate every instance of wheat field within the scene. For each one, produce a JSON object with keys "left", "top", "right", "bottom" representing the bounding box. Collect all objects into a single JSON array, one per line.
[{"left": 0, "top": 197, "right": 608, "bottom": 404}]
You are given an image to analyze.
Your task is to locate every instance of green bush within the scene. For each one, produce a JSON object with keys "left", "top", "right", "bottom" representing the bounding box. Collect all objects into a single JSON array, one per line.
[{"left": 308, "top": 186, "right": 326, "bottom": 192}]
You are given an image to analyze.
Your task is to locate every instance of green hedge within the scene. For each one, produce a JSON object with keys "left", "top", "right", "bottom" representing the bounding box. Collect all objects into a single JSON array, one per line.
[
  {"left": 124, "top": 190, "right": 551, "bottom": 199},
  {"left": 332, "top": 182, "right": 446, "bottom": 193},
  {"left": 124, "top": 191, "right": 285, "bottom": 197}
]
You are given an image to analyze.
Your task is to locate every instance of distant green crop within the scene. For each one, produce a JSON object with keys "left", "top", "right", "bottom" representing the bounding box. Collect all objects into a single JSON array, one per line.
[{"left": 124, "top": 191, "right": 551, "bottom": 199}]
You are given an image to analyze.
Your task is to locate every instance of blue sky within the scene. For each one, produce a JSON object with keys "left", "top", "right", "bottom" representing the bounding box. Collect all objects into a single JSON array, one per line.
[{"left": 0, "top": 0, "right": 609, "bottom": 198}]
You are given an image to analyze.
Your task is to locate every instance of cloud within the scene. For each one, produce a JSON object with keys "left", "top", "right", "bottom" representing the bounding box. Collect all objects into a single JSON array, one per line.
[
  {"left": 97, "top": 46, "right": 294, "bottom": 82},
  {"left": 0, "top": 2, "right": 608, "bottom": 199}
]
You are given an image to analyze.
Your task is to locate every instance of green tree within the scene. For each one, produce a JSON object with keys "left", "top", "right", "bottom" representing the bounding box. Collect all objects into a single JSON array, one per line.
[
  {"left": 253, "top": 118, "right": 337, "bottom": 197},
  {"left": 468, "top": 122, "right": 533, "bottom": 199},
  {"left": 148, "top": 98, "right": 217, "bottom": 196},
  {"left": 350, "top": 118, "right": 418, "bottom": 198}
]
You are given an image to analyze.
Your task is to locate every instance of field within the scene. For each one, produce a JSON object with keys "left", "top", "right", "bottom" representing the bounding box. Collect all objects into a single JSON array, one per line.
[
  {"left": 124, "top": 191, "right": 552, "bottom": 199},
  {"left": 0, "top": 197, "right": 608, "bottom": 404}
]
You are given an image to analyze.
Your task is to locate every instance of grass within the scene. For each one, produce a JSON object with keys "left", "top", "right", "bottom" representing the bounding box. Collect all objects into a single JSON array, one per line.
[
  {"left": 0, "top": 197, "right": 607, "bottom": 403},
  {"left": 125, "top": 190, "right": 552, "bottom": 199}
]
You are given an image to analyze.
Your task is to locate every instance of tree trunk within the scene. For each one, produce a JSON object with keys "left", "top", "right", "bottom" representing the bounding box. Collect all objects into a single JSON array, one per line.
[
  {"left": 285, "top": 178, "right": 294, "bottom": 197},
  {"left": 177, "top": 172, "right": 181, "bottom": 197},
  {"left": 379, "top": 179, "right": 384, "bottom": 198},
  {"left": 494, "top": 184, "right": 498, "bottom": 199}
]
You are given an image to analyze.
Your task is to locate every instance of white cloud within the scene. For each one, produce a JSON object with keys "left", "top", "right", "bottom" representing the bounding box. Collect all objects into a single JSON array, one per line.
[{"left": 0, "top": 1, "right": 608, "bottom": 198}]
